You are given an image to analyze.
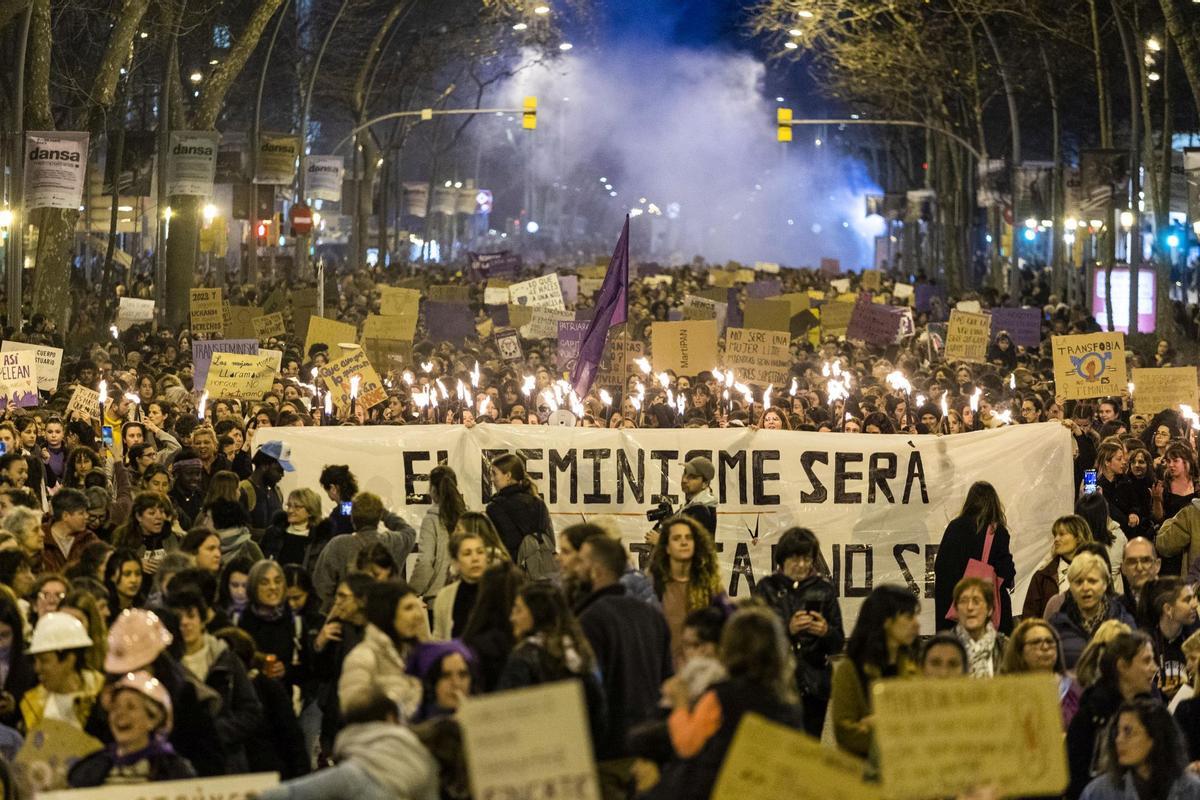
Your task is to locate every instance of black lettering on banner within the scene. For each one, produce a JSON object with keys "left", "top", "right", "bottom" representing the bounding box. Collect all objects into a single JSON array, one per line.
[
  {"left": 518, "top": 449, "right": 544, "bottom": 485},
  {"left": 800, "top": 452, "right": 828, "bottom": 503},
  {"left": 925, "top": 544, "right": 939, "bottom": 599},
  {"left": 582, "top": 449, "right": 611, "bottom": 503},
  {"left": 630, "top": 542, "right": 653, "bottom": 571},
  {"left": 843, "top": 544, "right": 873, "bottom": 597},
  {"left": 548, "top": 449, "right": 578, "bottom": 504},
  {"left": 752, "top": 450, "right": 781, "bottom": 505},
  {"left": 903, "top": 452, "right": 930, "bottom": 504},
  {"left": 402, "top": 449, "right": 449, "bottom": 503},
  {"left": 649, "top": 450, "right": 679, "bottom": 505},
  {"left": 728, "top": 541, "right": 758, "bottom": 596},
  {"left": 617, "top": 449, "right": 644, "bottom": 504},
  {"left": 479, "top": 448, "right": 509, "bottom": 501},
  {"left": 893, "top": 543, "right": 920, "bottom": 595},
  {"left": 834, "top": 452, "right": 863, "bottom": 504},
  {"left": 829, "top": 544, "right": 841, "bottom": 592},
  {"left": 868, "top": 452, "right": 898, "bottom": 503},
  {"left": 718, "top": 450, "right": 748, "bottom": 504}
]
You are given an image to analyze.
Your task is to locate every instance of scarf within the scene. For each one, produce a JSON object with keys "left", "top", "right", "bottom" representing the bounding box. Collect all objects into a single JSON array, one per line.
[
  {"left": 333, "top": 722, "right": 437, "bottom": 797},
  {"left": 526, "top": 632, "right": 584, "bottom": 674},
  {"left": 250, "top": 602, "right": 286, "bottom": 623},
  {"left": 285, "top": 523, "right": 310, "bottom": 538},
  {"left": 216, "top": 526, "right": 252, "bottom": 555},
  {"left": 108, "top": 737, "right": 177, "bottom": 766},
  {"left": 955, "top": 624, "right": 997, "bottom": 678}
]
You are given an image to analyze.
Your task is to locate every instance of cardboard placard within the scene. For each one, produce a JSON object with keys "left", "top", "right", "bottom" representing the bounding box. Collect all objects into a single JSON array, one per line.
[
  {"left": 1051, "top": 332, "right": 1126, "bottom": 400},
  {"left": 259, "top": 348, "right": 283, "bottom": 373},
  {"left": 723, "top": 327, "right": 792, "bottom": 386},
  {"left": 495, "top": 328, "right": 524, "bottom": 362},
  {"left": 206, "top": 352, "right": 277, "bottom": 398},
  {"left": 223, "top": 304, "right": 262, "bottom": 339},
  {"left": 425, "top": 301, "right": 477, "bottom": 346},
  {"left": 683, "top": 294, "right": 728, "bottom": 333},
  {"left": 861, "top": 269, "right": 882, "bottom": 291},
  {"left": 743, "top": 298, "right": 792, "bottom": 333},
  {"left": 318, "top": 348, "right": 387, "bottom": 411},
  {"left": 1, "top": 341, "right": 62, "bottom": 391},
  {"left": 955, "top": 299, "right": 982, "bottom": 313},
  {"left": 736, "top": 268, "right": 756, "bottom": 283},
  {"left": 709, "top": 271, "right": 738, "bottom": 288},
  {"left": 66, "top": 385, "right": 100, "bottom": 422},
  {"left": 189, "top": 287, "right": 224, "bottom": 335},
  {"left": 873, "top": 674, "right": 1067, "bottom": 800},
  {"left": 192, "top": 339, "right": 259, "bottom": 391},
  {"left": 1132, "top": 366, "right": 1199, "bottom": 413},
  {"left": 712, "top": 714, "right": 877, "bottom": 800},
  {"left": 752, "top": 262, "right": 780, "bottom": 275},
  {"left": 36, "top": 771, "right": 280, "bottom": 800},
  {"left": 460, "top": 681, "right": 600, "bottom": 800},
  {"left": 556, "top": 320, "right": 592, "bottom": 372},
  {"left": 508, "top": 274, "right": 565, "bottom": 309},
  {"left": 429, "top": 284, "right": 471, "bottom": 303},
  {"left": 579, "top": 277, "right": 603, "bottom": 297},
  {"left": 484, "top": 286, "right": 510, "bottom": 306},
  {"left": 379, "top": 286, "right": 421, "bottom": 318},
  {"left": 595, "top": 328, "right": 643, "bottom": 387},
  {"left": 578, "top": 265, "right": 607, "bottom": 280},
  {"left": 362, "top": 313, "right": 417, "bottom": 342},
  {"left": 988, "top": 307, "right": 1043, "bottom": 348},
  {"left": 558, "top": 275, "right": 579, "bottom": 305},
  {"left": 846, "top": 300, "right": 906, "bottom": 345},
  {"left": 303, "top": 316, "right": 357, "bottom": 359},
  {"left": 944, "top": 309, "right": 992, "bottom": 363},
  {"left": 252, "top": 312, "right": 286, "bottom": 341},
  {"left": 15, "top": 719, "right": 103, "bottom": 793},
  {"left": 892, "top": 282, "right": 914, "bottom": 300},
  {"left": 116, "top": 297, "right": 154, "bottom": 330},
  {"left": 819, "top": 301, "right": 855, "bottom": 339},
  {"left": 362, "top": 339, "right": 412, "bottom": 372},
  {"left": 829, "top": 278, "right": 851, "bottom": 294},
  {"left": 0, "top": 350, "right": 38, "bottom": 408},
  {"left": 746, "top": 279, "right": 782, "bottom": 299},
  {"left": 520, "top": 308, "right": 575, "bottom": 340},
  {"left": 650, "top": 320, "right": 718, "bottom": 374}
]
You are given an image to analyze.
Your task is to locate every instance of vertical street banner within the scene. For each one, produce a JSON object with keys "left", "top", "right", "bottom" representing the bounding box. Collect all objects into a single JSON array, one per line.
[
  {"left": 1051, "top": 332, "right": 1127, "bottom": 400},
  {"left": 25, "top": 132, "right": 89, "bottom": 210},
  {"left": 305, "top": 156, "right": 344, "bottom": 202},
  {"left": 254, "top": 133, "right": 300, "bottom": 185},
  {"left": 403, "top": 182, "right": 429, "bottom": 217},
  {"left": 165, "top": 131, "right": 220, "bottom": 196}
]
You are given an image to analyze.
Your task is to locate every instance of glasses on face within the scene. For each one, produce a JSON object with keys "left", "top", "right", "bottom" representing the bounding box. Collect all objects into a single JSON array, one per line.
[
  {"left": 1023, "top": 637, "right": 1056, "bottom": 649},
  {"left": 37, "top": 591, "right": 65, "bottom": 602},
  {"left": 1124, "top": 557, "right": 1158, "bottom": 568}
]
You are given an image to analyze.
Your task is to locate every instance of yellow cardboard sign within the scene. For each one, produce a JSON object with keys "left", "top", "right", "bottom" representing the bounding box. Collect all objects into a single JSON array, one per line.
[
  {"left": 189, "top": 287, "right": 224, "bottom": 335},
  {"left": 206, "top": 352, "right": 277, "bottom": 398},
  {"left": 709, "top": 271, "right": 738, "bottom": 288},
  {"left": 861, "top": 269, "right": 882, "bottom": 291},
  {"left": 650, "top": 320, "right": 718, "bottom": 374},
  {"left": 362, "top": 313, "right": 417, "bottom": 342},
  {"left": 944, "top": 309, "right": 992, "bottom": 363},
  {"left": 224, "top": 304, "right": 262, "bottom": 339},
  {"left": 304, "top": 316, "right": 358, "bottom": 359},
  {"left": 873, "top": 673, "right": 1067, "bottom": 800},
  {"left": 723, "top": 327, "right": 791, "bottom": 386},
  {"left": 318, "top": 348, "right": 386, "bottom": 411},
  {"left": 1132, "top": 366, "right": 1199, "bottom": 413},
  {"left": 712, "top": 714, "right": 877, "bottom": 800},
  {"left": 1051, "top": 332, "right": 1127, "bottom": 400},
  {"left": 252, "top": 312, "right": 286, "bottom": 341},
  {"left": 820, "top": 301, "right": 855, "bottom": 338},
  {"left": 379, "top": 286, "right": 420, "bottom": 318}
]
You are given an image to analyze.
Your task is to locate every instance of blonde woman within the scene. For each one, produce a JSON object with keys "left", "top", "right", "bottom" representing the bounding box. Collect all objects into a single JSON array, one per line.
[
  {"left": 1022, "top": 515, "right": 1094, "bottom": 619},
  {"left": 1047, "top": 551, "right": 1136, "bottom": 669}
]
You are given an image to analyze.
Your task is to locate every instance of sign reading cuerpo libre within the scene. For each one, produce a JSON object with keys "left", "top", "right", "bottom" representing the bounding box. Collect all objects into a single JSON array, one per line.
[
  {"left": 25, "top": 131, "right": 89, "bottom": 210},
  {"left": 460, "top": 681, "right": 600, "bottom": 800},
  {"left": 1132, "top": 366, "right": 1199, "bottom": 413},
  {"left": 189, "top": 288, "right": 224, "bottom": 335},
  {"left": 305, "top": 155, "right": 344, "bottom": 202},
  {"left": 36, "top": 771, "right": 280, "bottom": 800},
  {"left": 724, "top": 327, "right": 791, "bottom": 386},
  {"left": 1052, "top": 332, "right": 1126, "bottom": 400},
  {"left": 1, "top": 341, "right": 62, "bottom": 391},
  {"left": 944, "top": 309, "right": 992, "bottom": 363},
  {"left": 165, "top": 131, "right": 220, "bottom": 196},
  {"left": 0, "top": 350, "right": 38, "bottom": 409},
  {"left": 651, "top": 320, "right": 718, "bottom": 374},
  {"left": 254, "top": 133, "right": 300, "bottom": 185},
  {"left": 873, "top": 674, "right": 1068, "bottom": 799}
]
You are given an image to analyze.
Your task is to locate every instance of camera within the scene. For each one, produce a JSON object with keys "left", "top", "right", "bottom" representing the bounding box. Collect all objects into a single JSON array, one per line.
[{"left": 645, "top": 501, "right": 673, "bottom": 524}]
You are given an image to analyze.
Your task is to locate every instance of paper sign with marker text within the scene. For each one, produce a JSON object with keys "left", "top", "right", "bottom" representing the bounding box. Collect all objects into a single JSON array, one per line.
[
  {"left": 1052, "top": 332, "right": 1126, "bottom": 400},
  {"left": 650, "top": 320, "right": 718, "bottom": 374},
  {"left": 508, "top": 274, "right": 565, "bottom": 310},
  {"left": 1132, "top": 366, "right": 1199, "bottom": 413},
  {"left": 189, "top": 287, "right": 224, "bottom": 335},
  {"left": 1, "top": 341, "right": 61, "bottom": 391},
  {"left": 944, "top": 310, "right": 992, "bottom": 363},
  {"left": 723, "top": 327, "right": 791, "bottom": 386}
]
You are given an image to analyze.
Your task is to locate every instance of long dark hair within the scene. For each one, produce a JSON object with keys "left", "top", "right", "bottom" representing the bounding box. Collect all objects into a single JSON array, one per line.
[
  {"left": 364, "top": 580, "right": 420, "bottom": 651},
  {"left": 491, "top": 453, "right": 537, "bottom": 497},
  {"left": 647, "top": 516, "right": 721, "bottom": 612},
  {"left": 430, "top": 465, "right": 466, "bottom": 533},
  {"left": 1102, "top": 698, "right": 1187, "bottom": 800},
  {"left": 0, "top": 595, "right": 26, "bottom": 667},
  {"left": 1096, "top": 630, "right": 1153, "bottom": 693},
  {"left": 1138, "top": 577, "right": 1187, "bottom": 632},
  {"left": 960, "top": 481, "right": 1006, "bottom": 531},
  {"left": 1075, "top": 492, "right": 1116, "bottom": 547},
  {"left": 719, "top": 607, "right": 795, "bottom": 701},
  {"left": 462, "top": 561, "right": 526, "bottom": 644},
  {"left": 516, "top": 581, "right": 595, "bottom": 674},
  {"left": 846, "top": 584, "right": 920, "bottom": 675},
  {"left": 103, "top": 547, "right": 145, "bottom": 608}
]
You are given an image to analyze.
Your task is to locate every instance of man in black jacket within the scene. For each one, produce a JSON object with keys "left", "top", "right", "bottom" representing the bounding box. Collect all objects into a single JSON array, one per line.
[{"left": 575, "top": 528, "right": 672, "bottom": 792}]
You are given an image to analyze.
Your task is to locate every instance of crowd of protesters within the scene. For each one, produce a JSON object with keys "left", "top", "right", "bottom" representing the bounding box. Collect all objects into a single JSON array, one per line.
[{"left": 0, "top": 256, "right": 1193, "bottom": 799}]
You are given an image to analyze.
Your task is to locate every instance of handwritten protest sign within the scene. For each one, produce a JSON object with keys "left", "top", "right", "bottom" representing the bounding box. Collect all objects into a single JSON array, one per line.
[
  {"left": 873, "top": 674, "right": 1067, "bottom": 800},
  {"left": 1, "top": 341, "right": 61, "bottom": 391},
  {"left": 596, "top": 329, "right": 643, "bottom": 386},
  {"left": 557, "top": 321, "right": 592, "bottom": 372},
  {"left": 955, "top": 299, "right": 982, "bottom": 313},
  {"left": 520, "top": 308, "right": 575, "bottom": 340},
  {"left": 829, "top": 278, "right": 850, "bottom": 294},
  {"left": 712, "top": 714, "right": 877, "bottom": 800},
  {"left": 484, "top": 286, "right": 510, "bottom": 306},
  {"left": 259, "top": 348, "right": 283, "bottom": 373},
  {"left": 379, "top": 286, "right": 420, "bottom": 317},
  {"left": 37, "top": 771, "right": 280, "bottom": 800},
  {"left": 724, "top": 328, "right": 791, "bottom": 386},
  {"left": 0, "top": 350, "right": 37, "bottom": 408},
  {"left": 429, "top": 284, "right": 471, "bottom": 303},
  {"left": 318, "top": 348, "right": 386, "bottom": 411},
  {"left": 1052, "top": 332, "right": 1126, "bottom": 400},
  {"left": 944, "top": 310, "right": 992, "bottom": 363},
  {"left": 988, "top": 307, "right": 1042, "bottom": 348},
  {"left": 683, "top": 294, "right": 728, "bottom": 332},
  {"left": 1132, "top": 367, "right": 1199, "bottom": 413},
  {"left": 189, "top": 287, "right": 224, "bottom": 335},
  {"left": 752, "top": 262, "right": 780, "bottom": 275},
  {"left": 736, "top": 268, "right": 756, "bottom": 283},
  {"left": 861, "top": 269, "right": 882, "bottom": 291},
  {"left": 892, "top": 282, "right": 914, "bottom": 301},
  {"left": 460, "top": 681, "right": 600, "bottom": 800},
  {"left": 303, "top": 316, "right": 357, "bottom": 359},
  {"left": 66, "top": 385, "right": 100, "bottom": 422},
  {"left": 709, "top": 271, "right": 738, "bottom": 288},
  {"left": 578, "top": 264, "right": 607, "bottom": 280},
  {"left": 116, "top": 297, "right": 154, "bottom": 331},
  {"left": 820, "top": 301, "right": 855, "bottom": 339},
  {"left": 846, "top": 299, "right": 905, "bottom": 345},
  {"left": 223, "top": 304, "right": 262, "bottom": 339},
  {"left": 193, "top": 339, "right": 259, "bottom": 391},
  {"left": 206, "top": 352, "right": 276, "bottom": 397},
  {"left": 15, "top": 719, "right": 102, "bottom": 792},
  {"left": 650, "top": 320, "right": 718, "bottom": 374},
  {"left": 252, "top": 312, "right": 286, "bottom": 341},
  {"left": 508, "top": 274, "right": 565, "bottom": 309}
]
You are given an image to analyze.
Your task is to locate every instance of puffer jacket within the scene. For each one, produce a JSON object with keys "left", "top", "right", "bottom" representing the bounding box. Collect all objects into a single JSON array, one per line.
[
  {"left": 753, "top": 573, "right": 844, "bottom": 700},
  {"left": 338, "top": 624, "right": 422, "bottom": 720}
]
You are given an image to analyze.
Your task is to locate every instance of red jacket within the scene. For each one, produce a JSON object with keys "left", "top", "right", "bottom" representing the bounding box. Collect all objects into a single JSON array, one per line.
[{"left": 41, "top": 522, "right": 101, "bottom": 574}]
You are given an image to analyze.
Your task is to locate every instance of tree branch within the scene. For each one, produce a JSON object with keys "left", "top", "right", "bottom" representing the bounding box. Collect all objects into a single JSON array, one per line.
[{"left": 192, "top": 0, "right": 286, "bottom": 128}]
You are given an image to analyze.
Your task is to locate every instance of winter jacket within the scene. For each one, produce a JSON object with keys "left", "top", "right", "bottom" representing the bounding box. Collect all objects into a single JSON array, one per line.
[
  {"left": 260, "top": 514, "right": 320, "bottom": 568},
  {"left": 677, "top": 487, "right": 718, "bottom": 536},
  {"left": 1067, "top": 682, "right": 1153, "bottom": 800},
  {"left": 19, "top": 669, "right": 105, "bottom": 731},
  {"left": 1081, "top": 772, "right": 1200, "bottom": 800},
  {"left": 238, "top": 605, "right": 313, "bottom": 693},
  {"left": 182, "top": 635, "right": 263, "bottom": 775},
  {"left": 753, "top": 573, "right": 844, "bottom": 701},
  {"left": 313, "top": 518, "right": 417, "bottom": 612},
  {"left": 1049, "top": 593, "right": 1136, "bottom": 670},
  {"left": 1023, "top": 556, "right": 1067, "bottom": 620},
  {"left": 68, "top": 742, "right": 196, "bottom": 787},
  {"left": 40, "top": 524, "right": 102, "bottom": 574},
  {"left": 214, "top": 525, "right": 265, "bottom": 564},
  {"left": 498, "top": 636, "right": 608, "bottom": 750},
  {"left": 338, "top": 624, "right": 422, "bottom": 719},
  {"left": 409, "top": 508, "right": 452, "bottom": 599},
  {"left": 485, "top": 484, "right": 554, "bottom": 560},
  {"left": 829, "top": 653, "right": 919, "bottom": 758},
  {"left": 933, "top": 515, "right": 1017, "bottom": 634},
  {"left": 246, "top": 668, "right": 311, "bottom": 780},
  {"left": 1156, "top": 499, "right": 1200, "bottom": 578}
]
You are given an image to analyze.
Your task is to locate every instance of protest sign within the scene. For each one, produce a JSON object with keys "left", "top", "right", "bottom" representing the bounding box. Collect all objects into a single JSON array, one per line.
[
  {"left": 650, "top": 320, "right": 718, "bottom": 374},
  {"left": 830, "top": 278, "right": 851, "bottom": 294},
  {"left": 509, "top": 274, "right": 565, "bottom": 309},
  {"left": 484, "top": 286, "right": 510, "bottom": 306},
  {"left": 189, "top": 288, "right": 224, "bottom": 335},
  {"left": 820, "top": 301, "right": 855, "bottom": 339},
  {"left": 578, "top": 264, "right": 607, "bottom": 280},
  {"left": 192, "top": 339, "right": 259, "bottom": 391},
  {"left": 0, "top": 350, "right": 38, "bottom": 408},
  {"left": 495, "top": 328, "right": 524, "bottom": 362},
  {"left": 252, "top": 312, "right": 286, "bottom": 341},
  {"left": 362, "top": 313, "right": 417, "bottom": 343},
  {"left": 520, "top": 308, "right": 575, "bottom": 340},
  {"left": 595, "top": 329, "right": 642, "bottom": 387},
  {"left": 712, "top": 714, "right": 877, "bottom": 800},
  {"left": 291, "top": 288, "right": 319, "bottom": 343},
  {"left": 361, "top": 339, "right": 411, "bottom": 372},
  {"left": 468, "top": 250, "right": 522, "bottom": 277},
  {"left": 743, "top": 298, "right": 791, "bottom": 333},
  {"left": 37, "top": 771, "right": 280, "bottom": 800},
  {"left": 861, "top": 269, "right": 882, "bottom": 291},
  {"left": 116, "top": 297, "right": 155, "bottom": 331},
  {"left": 558, "top": 275, "right": 579, "bottom": 306},
  {"left": 426, "top": 301, "right": 477, "bottom": 346},
  {"left": 944, "top": 310, "right": 992, "bottom": 363},
  {"left": 579, "top": 277, "right": 603, "bottom": 297},
  {"left": 379, "top": 286, "right": 420, "bottom": 318},
  {"left": 259, "top": 348, "right": 283, "bottom": 373},
  {"left": 206, "top": 352, "right": 277, "bottom": 397},
  {"left": 892, "top": 282, "right": 914, "bottom": 301},
  {"left": 1132, "top": 367, "right": 1199, "bottom": 413},
  {"left": 1, "top": 341, "right": 61, "bottom": 391},
  {"left": 736, "top": 268, "right": 756, "bottom": 283},
  {"left": 752, "top": 262, "right": 780, "bottom": 275},
  {"left": 955, "top": 299, "right": 982, "bottom": 313},
  {"left": 460, "top": 681, "right": 600, "bottom": 800},
  {"left": 66, "top": 385, "right": 100, "bottom": 422},
  {"left": 429, "top": 284, "right": 471, "bottom": 303},
  {"left": 709, "top": 271, "right": 738, "bottom": 288},
  {"left": 15, "top": 719, "right": 102, "bottom": 792},
  {"left": 724, "top": 328, "right": 791, "bottom": 386},
  {"left": 1052, "top": 332, "right": 1126, "bottom": 400},
  {"left": 557, "top": 320, "right": 592, "bottom": 372},
  {"left": 846, "top": 299, "right": 905, "bottom": 345},
  {"left": 988, "top": 307, "right": 1043, "bottom": 348},
  {"left": 746, "top": 279, "right": 781, "bottom": 299},
  {"left": 820, "top": 257, "right": 841, "bottom": 275},
  {"left": 683, "top": 294, "right": 728, "bottom": 332},
  {"left": 873, "top": 673, "right": 1067, "bottom": 799},
  {"left": 223, "top": 304, "right": 262, "bottom": 339},
  {"left": 318, "top": 348, "right": 387, "bottom": 411},
  {"left": 303, "top": 316, "right": 357, "bottom": 359}
]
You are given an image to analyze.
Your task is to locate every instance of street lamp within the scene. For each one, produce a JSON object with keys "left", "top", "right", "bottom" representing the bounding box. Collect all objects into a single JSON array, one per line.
[
  {"left": 189, "top": 71, "right": 203, "bottom": 83},
  {"left": 0, "top": 208, "right": 13, "bottom": 228},
  {"left": 533, "top": 4, "right": 550, "bottom": 14},
  {"left": 202, "top": 203, "right": 218, "bottom": 224},
  {"left": 1120, "top": 210, "right": 1135, "bottom": 228}
]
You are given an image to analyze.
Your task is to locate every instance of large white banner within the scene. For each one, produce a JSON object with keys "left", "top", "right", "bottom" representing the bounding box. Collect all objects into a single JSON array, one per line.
[
  {"left": 165, "top": 131, "right": 219, "bottom": 196},
  {"left": 258, "top": 423, "right": 1074, "bottom": 629},
  {"left": 25, "top": 131, "right": 89, "bottom": 210},
  {"left": 305, "top": 156, "right": 344, "bottom": 202}
]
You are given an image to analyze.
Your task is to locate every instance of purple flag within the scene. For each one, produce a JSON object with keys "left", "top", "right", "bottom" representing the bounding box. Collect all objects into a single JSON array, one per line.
[{"left": 570, "top": 216, "right": 629, "bottom": 397}]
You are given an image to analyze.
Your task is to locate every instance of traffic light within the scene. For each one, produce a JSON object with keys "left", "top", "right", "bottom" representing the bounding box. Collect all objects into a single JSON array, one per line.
[
  {"left": 523, "top": 96, "right": 537, "bottom": 130},
  {"left": 777, "top": 107, "right": 793, "bottom": 143},
  {"left": 256, "top": 220, "right": 269, "bottom": 244}
]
